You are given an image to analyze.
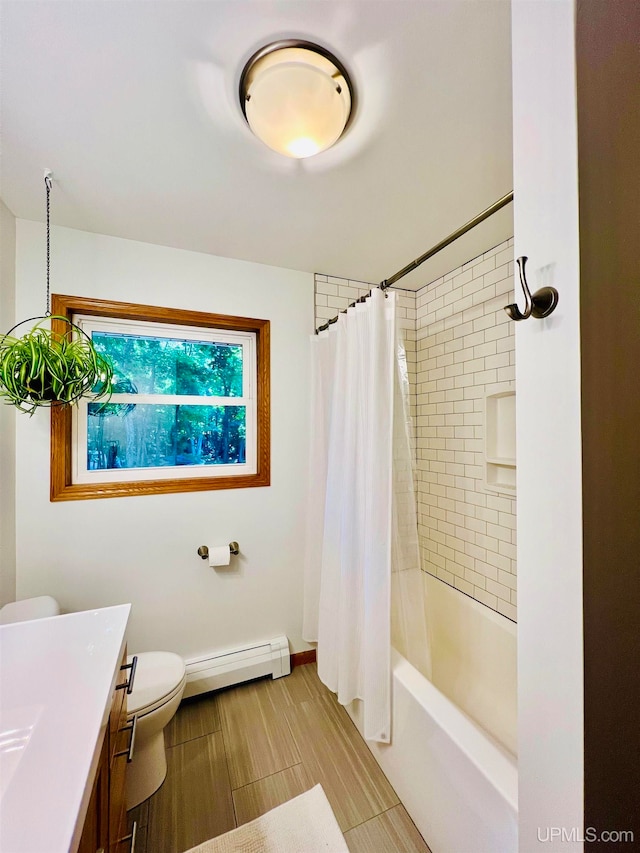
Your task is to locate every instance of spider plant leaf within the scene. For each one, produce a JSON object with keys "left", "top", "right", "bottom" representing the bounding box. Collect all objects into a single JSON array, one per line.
[{"left": 0, "top": 318, "right": 114, "bottom": 413}]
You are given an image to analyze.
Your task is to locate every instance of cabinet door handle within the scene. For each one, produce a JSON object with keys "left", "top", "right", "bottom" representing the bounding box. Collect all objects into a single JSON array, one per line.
[
  {"left": 116, "top": 655, "right": 138, "bottom": 694},
  {"left": 114, "top": 714, "right": 137, "bottom": 763},
  {"left": 116, "top": 820, "right": 137, "bottom": 852}
]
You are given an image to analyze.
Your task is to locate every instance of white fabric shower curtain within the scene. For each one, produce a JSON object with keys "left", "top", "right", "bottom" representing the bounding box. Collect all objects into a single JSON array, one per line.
[{"left": 303, "top": 288, "right": 399, "bottom": 743}]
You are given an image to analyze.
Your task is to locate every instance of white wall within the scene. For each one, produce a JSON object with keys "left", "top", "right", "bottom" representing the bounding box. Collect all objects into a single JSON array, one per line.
[
  {"left": 14, "top": 220, "right": 314, "bottom": 657},
  {"left": 0, "top": 200, "right": 17, "bottom": 606},
  {"left": 512, "top": 1, "right": 583, "bottom": 850}
]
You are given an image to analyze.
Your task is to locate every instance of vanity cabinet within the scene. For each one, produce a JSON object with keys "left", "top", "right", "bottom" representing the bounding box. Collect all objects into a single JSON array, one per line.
[{"left": 78, "top": 651, "right": 135, "bottom": 853}]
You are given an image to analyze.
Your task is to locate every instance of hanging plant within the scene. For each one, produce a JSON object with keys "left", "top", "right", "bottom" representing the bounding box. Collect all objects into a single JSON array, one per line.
[
  {"left": 0, "top": 172, "right": 113, "bottom": 415},
  {"left": 0, "top": 317, "right": 112, "bottom": 415}
]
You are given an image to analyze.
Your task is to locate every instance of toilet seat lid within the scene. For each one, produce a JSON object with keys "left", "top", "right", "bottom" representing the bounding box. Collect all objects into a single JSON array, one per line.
[{"left": 127, "top": 651, "right": 186, "bottom": 715}]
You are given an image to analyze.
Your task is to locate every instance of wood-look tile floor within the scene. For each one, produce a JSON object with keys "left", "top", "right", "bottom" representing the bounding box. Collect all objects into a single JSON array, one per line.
[{"left": 127, "top": 664, "right": 431, "bottom": 853}]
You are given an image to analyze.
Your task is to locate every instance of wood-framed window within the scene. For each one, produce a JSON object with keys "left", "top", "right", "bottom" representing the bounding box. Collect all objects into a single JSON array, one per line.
[{"left": 50, "top": 294, "right": 270, "bottom": 501}]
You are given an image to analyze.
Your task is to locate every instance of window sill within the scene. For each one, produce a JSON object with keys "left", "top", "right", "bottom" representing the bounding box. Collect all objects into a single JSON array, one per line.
[{"left": 50, "top": 470, "right": 270, "bottom": 501}]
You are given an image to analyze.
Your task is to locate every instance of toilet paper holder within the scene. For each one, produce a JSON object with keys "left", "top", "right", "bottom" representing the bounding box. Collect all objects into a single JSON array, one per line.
[{"left": 197, "top": 542, "right": 240, "bottom": 560}]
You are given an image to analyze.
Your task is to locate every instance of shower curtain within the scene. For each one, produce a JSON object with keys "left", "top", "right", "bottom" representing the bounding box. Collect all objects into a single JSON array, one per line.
[{"left": 303, "top": 288, "right": 430, "bottom": 743}]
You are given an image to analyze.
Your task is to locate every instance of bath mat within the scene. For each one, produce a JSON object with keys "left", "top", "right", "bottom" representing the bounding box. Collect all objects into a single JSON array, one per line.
[{"left": 184, "top": 784, "right": 349, "bottom": 853}]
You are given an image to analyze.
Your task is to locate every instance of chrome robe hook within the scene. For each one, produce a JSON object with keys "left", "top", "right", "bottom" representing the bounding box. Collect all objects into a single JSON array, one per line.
[{"left": 504, "top": 257, "right": 559, "bottom": 321}]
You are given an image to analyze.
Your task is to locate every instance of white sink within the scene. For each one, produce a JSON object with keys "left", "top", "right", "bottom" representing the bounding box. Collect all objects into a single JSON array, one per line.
[{"left": 0, "top": 604, "right": 130, "bottom": 853}]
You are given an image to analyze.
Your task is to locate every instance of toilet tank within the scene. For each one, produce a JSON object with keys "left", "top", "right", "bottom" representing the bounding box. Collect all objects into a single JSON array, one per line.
[{"left": 0, "top": 596, "right": 61, "bottom": 625}]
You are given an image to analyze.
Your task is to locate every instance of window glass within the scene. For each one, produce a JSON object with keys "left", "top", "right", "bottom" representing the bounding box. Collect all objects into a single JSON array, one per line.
[
  {"left": 87, "top": 403, "right": 247, "bottom": 470},
  {"left": 74, "top": 318, "right": 255, "bottom": 481},
  {"left": 92, "top": 332, "right": 243, "bottom": 397}
]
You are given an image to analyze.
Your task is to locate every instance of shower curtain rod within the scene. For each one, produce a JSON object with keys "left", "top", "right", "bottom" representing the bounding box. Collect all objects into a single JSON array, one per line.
[{"left": 315, "top": 190, "right": 514, "bottom": 334}]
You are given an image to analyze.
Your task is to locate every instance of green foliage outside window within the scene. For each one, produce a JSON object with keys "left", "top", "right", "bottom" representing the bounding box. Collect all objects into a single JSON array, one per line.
[
  {"left": 92, "top": 332, "right": 243, "bottom": 396},
  {"left": 87, "top": 332, "right": 246, "bottom": 471}
]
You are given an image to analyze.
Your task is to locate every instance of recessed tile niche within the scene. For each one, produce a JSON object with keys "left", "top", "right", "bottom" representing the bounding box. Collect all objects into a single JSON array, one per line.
[{"left": 484, "top": 387, "right": 516, "bottom": 495}]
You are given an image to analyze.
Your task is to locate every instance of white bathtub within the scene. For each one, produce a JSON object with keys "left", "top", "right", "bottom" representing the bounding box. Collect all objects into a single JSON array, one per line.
[{"left": 347, "top": 573, "right": 518, "bottom": 853}]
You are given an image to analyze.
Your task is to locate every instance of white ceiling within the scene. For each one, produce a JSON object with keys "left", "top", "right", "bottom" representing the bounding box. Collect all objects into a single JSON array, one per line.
[{"left": 0, "top": 0, "right": 513, "bottom": 291}]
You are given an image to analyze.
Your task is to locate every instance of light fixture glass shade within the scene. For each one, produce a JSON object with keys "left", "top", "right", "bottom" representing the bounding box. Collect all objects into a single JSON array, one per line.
[{"left": 240, "top": 43, "right": 353, "bottom": 159}]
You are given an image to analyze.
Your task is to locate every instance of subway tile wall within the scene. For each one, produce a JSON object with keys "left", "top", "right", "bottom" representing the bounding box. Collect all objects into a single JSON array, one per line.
[
  {"left": 314, "top": 242, "right": 517, "bottom": 622},
  {"left": 415, "top": 238, "right": 517, "bottom": 621}
]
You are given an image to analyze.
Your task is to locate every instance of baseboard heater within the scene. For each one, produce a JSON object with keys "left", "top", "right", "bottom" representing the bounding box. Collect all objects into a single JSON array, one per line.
[{"left": 183, "top": 635, "right": 290, "bottom": 699}]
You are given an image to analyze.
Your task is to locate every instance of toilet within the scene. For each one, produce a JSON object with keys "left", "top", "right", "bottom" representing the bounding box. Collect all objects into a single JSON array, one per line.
[
  {"left": 125, "top": 651, "right": 186, "bottom": 808},
  {"left": 0, "top": 597, "right": 187, "bottom": 809},
  {"left": 0, "top": 595, "right": 61, "bottom": 623}
]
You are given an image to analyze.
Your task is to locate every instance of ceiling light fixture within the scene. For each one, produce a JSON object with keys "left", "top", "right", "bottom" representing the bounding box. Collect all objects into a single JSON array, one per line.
[{"left": 239, "top": 40, "right": 354, "bottom": 159}]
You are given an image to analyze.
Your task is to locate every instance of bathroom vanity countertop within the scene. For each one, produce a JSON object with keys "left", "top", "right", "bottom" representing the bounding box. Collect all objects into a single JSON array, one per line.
[{"left": 0, "top": 604, "right": 131, "bottom": 853}]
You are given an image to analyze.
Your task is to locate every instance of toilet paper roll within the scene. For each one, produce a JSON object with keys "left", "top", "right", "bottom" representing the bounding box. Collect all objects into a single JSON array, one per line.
[{"left": 208, "top": 545, "right": 231, "bottom": 567}]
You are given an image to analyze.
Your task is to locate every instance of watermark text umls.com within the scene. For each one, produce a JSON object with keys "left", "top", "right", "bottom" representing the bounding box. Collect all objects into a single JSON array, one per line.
[{"left": 537, "top": 827, "right": 634, "bottom": 843}]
